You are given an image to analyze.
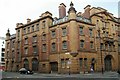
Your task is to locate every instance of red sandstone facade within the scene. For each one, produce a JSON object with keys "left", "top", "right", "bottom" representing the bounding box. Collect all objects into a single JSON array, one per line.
[{"left": 5, "top": 2, "right": 120, "bottom": 74}]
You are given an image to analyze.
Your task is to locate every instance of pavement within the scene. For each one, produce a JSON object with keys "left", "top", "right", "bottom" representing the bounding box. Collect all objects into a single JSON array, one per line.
[{"left": 1, "top": 71, "right": 120, "bottom": 80}]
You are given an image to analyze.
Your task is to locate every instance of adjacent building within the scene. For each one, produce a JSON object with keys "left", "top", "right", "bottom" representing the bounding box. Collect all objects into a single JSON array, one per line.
[
  {"left": 5, "top": 2, "right": 120, "bottom": 74},
  {"left": 0, "top": 37, "right": 5, "bottom": 71}
]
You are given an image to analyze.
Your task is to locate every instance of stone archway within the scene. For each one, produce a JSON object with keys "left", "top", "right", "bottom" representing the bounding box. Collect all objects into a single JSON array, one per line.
[
  {"left": 104, "top": 55, "right": 112, "bottom": 71},
  {"left": 32, "top": 58, "right": 38, "bottom": 71},
  {"left": 23, "top": 59, "right": 29, "bottom": 69}
]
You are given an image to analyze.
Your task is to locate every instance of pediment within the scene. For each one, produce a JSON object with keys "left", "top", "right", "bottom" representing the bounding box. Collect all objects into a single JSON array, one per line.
[{"left": 93, "top": 11, "right": 117, "bottom": 22}]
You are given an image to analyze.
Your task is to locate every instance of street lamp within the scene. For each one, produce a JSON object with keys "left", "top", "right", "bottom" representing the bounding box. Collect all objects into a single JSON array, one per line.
[{"left": 65, "top": 52, "right": 71, "bottom": 75}]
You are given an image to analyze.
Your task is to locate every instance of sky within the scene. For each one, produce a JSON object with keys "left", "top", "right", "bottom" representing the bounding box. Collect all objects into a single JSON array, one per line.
[{"left": 0, "top": 0, "right": 119, "bottom": 38}]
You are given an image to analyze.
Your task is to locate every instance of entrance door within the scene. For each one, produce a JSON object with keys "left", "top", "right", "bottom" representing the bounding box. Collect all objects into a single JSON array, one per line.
[
  {"left": 104, "top": 55, "right": 112, "bottom": 71},
  {"left": 32, "top": 58, "right": 38, "bottom": 71},
  {"left": 50, "top": 62, "right": 58, "bottom": 73}
]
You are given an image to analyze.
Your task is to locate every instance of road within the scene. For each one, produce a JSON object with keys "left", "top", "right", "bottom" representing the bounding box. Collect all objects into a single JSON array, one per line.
[{"left": 1, "top": 71, "right": 120, "bottom": 80}]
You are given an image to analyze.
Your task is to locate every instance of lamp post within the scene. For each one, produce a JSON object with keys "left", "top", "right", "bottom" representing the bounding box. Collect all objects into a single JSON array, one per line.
[{"left": 97, "top": 29, "right": 104, "bottom": 74}]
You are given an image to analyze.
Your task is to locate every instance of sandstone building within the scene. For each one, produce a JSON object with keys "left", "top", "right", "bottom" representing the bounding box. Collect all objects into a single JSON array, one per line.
[{"left": 5, "top": 2, "right": 120, "bottom": 74}]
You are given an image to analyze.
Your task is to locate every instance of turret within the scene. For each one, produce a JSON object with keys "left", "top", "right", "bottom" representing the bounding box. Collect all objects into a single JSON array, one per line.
[
  {"left": 68, "top": 2, "right": 78, "bottom": 53},
  {"left": 68, "top": 1, "right": 77, "bottom": 19},
  {"left": 6, "top": 28, "right": 10, "bottom": 40}
]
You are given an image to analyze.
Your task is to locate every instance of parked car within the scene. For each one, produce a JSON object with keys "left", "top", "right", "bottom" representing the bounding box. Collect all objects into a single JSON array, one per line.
[
  {"left": 19, "top": 68, "right": 33, "bottom": 74},
  {"left": 117, "top": 70, "right": 120, "bottom": 74}
]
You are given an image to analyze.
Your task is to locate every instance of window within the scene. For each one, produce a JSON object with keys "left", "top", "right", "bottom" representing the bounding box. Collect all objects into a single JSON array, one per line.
[
  {"left": 51, "top": 30, "right": 56, "bottom": 38},
  {"left": 113, "top": 45, "right": 116, "bottom": 51},
  {"left": 2, "top": 53, "right": 4, "bottom": 56},
  {"left": 61, "top": 59, "right": 65, "bottom": 68},
  {"left": 79, "top": 27, "right": 83, "bottom": 35},
  {"left": 62, "top": 27, "right": 67, "bottom": 36},
  {"left": 118, "top": 44, "right": 120, "bottom": 52},
  {"left": 66, "top": 58, "right": 70, "bottom": 68},
  {"left": 79, "top": 58, "right": 83, "bottom": 69},
  {"left": 118, "top": 36, "right": 120, "bottom": 41},
  {"left": 17, "top": 42, "right": 20, "bottom": 49},
  {"left": 105, "top": 44, "right": 108, "bottom": 50},
  {"left": 33, "top": 46, "right": 38, "bottom": 54},
  {"left": 1, "top": 58, "right": 4, "bottom": 61},
  {"left": 17, "top": 30, "right": 20, "bottom": 37},
  {"left": 42, "top": 34, "right": 46, "bottom": 40},
  {"left": 62, "top": 41, "right": 67, "bottom": 50},
  {"left": 18, "top": 52, "right": 21, "bottom": 62},
  {"left": 96, "top": 20, "right": 99, "bottom": 27},
  {"left": 12, "top": 50, "right": 15, "bottom": 58},
  {"left": 12, "top": 41, "right": 15, "bottom": 48},
  {"left": 25, "top": 38, "right": 28, "bottom": 44},
  {"left": 105, "top": 32, "right": 109, "bottom": 37},
  {"left": 80, "top": 40, "right": 84, "bottom": 48},
  {"left": 23, "top": 28, "right": 26, "bottom": 34},
  {"left": 108, "top": 43, "right": 112, "bottom": 51},
  {"left": 36, "top": 24, "right": 39, "bottom": 31},
  {"left": 51, "top": 43, "right": 56, "bottom": 52},
  {"left": 7, "top": 43, "right": 10, "bottom": 49},
  {"left": 42, "top": 44, "right": 46, "bottom": 52},
  {"left": 100, "top": 43, "right": 103, "bottom": 50},
  {"left": 42, "top": 21, "right": 45, "bottom": 28},
  {"left": 32, "top": 25, "right": 34, "bottom": 32},
  {"left": 84, "top": 58, "right": 87, "bottom": 69},
  {"left": 7, "top": 51, "right": 9, "bottom": 57},
  {"left": 28, "top": 27, "right": 30, "bottom": 33},
  {"left": 90, "top": 41, "right": 94, "bottom": 49},
  {"left": 25, "top": 48, "right": 28, "bottom": 54},
  {"left": 33, "top": 36, "right": 37, "bottom": 43},
  {"left": 89, "top": 28, "right": 93, "bottom": 37}
]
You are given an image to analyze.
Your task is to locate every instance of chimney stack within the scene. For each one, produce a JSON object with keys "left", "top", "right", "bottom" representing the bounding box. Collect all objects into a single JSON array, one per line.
[
  {"left": 27, "top": 18, "right": 31, "bottom": 23},
  {"left": 82, "top": 5, "right": 91, "bottom": 18},
  {"left": 59, "top": 3, "right": 66, "bottom": 18}
]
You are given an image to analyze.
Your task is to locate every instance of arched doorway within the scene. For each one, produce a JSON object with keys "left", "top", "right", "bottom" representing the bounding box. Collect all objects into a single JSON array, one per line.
[
  {"left": 104, "top": 55, "right": 112, "bottom": 71},
  {"left": 23, "top": 59, "right": 29, "bottom": 69},
  {"left": 32, "top": 58, "right": 38, "bottom": 71}
]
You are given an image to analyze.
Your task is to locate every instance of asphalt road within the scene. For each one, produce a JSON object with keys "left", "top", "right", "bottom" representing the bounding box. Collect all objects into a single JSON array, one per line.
[{"left": 1, "top": 71, "right": 120, "bottom": 80}]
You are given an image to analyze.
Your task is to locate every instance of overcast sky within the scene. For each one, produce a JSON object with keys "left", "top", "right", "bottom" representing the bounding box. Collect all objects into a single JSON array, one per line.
[{"left": 0, "top": 0, "right": 119, "bottom": 38}]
